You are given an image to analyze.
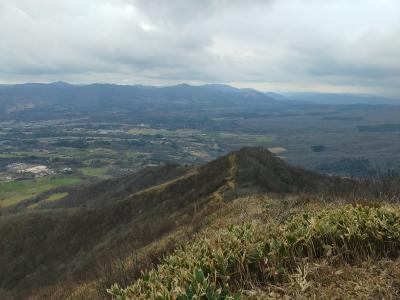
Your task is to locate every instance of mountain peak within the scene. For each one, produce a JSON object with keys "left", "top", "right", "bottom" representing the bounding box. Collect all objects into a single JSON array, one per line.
[
  {"left": 174, "top": 83, "right": 192, "bottom": 88},
  {"left": 195, "top": 147, "right": 329, "bottom": 196},
  {"left": 49, "top": 81, "right": 71, "bottom": 87}
]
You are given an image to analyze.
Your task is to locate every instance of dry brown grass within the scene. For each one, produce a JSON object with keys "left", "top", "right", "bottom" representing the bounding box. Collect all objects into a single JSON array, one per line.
[{"left": 248, "top": 259, "right": 400, "bottom": 299}]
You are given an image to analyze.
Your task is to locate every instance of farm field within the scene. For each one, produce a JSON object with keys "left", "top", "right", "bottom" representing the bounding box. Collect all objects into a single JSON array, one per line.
[
  {"left": 0, "top": 177, "right": 80, "bottom": 207},
  {"left": 79, "top": 167, "right": 110, "bottom": 179},
  {"left": 44, "top": 192, "right": 69, "bottom": 202}
]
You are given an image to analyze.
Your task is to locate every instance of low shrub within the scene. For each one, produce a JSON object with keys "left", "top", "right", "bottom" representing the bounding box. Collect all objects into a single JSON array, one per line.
[{"left": 108, "top": 205, "right": 400, "bottom": 299}]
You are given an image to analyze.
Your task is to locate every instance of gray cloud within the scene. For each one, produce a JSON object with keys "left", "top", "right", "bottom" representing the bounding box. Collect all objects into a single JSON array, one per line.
[{"left": 0, "top": 0, "right": 399, "bottom": 96}]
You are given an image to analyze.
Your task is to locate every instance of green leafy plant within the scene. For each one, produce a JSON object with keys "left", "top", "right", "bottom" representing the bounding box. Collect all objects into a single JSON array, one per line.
[{"left": 108, "top": 205, "right": 400, "bottom": 299}]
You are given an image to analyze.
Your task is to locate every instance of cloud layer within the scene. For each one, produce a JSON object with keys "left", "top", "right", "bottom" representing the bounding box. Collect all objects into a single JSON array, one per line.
[{"left": 1, "top": 0, "right": 399, "bottom": 95}]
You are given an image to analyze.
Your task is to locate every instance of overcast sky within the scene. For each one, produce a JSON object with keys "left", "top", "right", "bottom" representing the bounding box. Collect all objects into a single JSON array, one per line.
[{"left": 0, "top": 0, "right": 399, "bottom": 95}]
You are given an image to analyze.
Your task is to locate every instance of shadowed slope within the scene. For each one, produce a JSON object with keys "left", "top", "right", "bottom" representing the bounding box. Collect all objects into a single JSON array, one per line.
[
  {"left": 0, "top": 147, "right": 335, "bottom": 298},
  {"left": 45, "top": 164, "right": 189, "bottom": 209}
]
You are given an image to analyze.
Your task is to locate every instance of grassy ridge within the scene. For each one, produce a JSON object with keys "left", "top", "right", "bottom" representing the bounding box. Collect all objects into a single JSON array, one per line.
[{"left": 109, "top": 205, "right": 400, "bottom": 299}]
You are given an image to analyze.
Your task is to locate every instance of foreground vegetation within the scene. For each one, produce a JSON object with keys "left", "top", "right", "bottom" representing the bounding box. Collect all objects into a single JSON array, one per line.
[{"left": 108, "top": 204, "right": 400, "bottom": 299}]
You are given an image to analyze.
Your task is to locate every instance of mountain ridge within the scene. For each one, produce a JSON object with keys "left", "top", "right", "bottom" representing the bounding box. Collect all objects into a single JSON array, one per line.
[
  {"left": 0, "top": 82, "right": 277, "bottom": 106},
  {"left": 0, "top": 147, "right": 338, "bottom": 298}
]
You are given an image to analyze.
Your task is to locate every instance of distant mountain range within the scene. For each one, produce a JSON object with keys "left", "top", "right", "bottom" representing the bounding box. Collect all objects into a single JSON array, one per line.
[
  {"left": 277, "top": 92, "right": 400, "bottom": 105},
  {"left": 1, "top": 82, "right": 398, "bottom": 111},
  {"left": 0, "top": 82, "right": 277, "bottom": 111}
]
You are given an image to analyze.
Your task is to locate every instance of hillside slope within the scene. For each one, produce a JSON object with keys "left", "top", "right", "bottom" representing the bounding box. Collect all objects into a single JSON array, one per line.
[
  {"left": 43, "top": 164, "right": 189, "bottom": 209},
  {"left": 111, "top": 202, "right": 400, "bottom": 299},
  {"left": 0, "top": 147, "right": 337, "bottom": 299}
]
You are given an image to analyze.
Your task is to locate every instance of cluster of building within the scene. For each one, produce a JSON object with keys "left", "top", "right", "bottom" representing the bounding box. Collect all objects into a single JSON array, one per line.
[{"left": 6, "top": 163, "right": 55, "bottom": 178}]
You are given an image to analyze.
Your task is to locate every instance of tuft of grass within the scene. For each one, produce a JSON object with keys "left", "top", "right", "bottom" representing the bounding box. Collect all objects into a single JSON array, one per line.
[{"left": 109, "top": 205, "right": 400, "bottom": 299}]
